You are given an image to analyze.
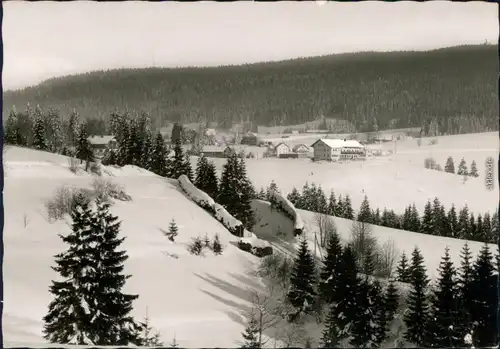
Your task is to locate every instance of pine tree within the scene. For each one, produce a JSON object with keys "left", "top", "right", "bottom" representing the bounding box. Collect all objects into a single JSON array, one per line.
[
  {"left": 321, "top": 303, "right": 341, "bottom": 348},
  {"left": 444, "top": 156, "right": 455, "bottom": 174},
  {"left": 287, "top": 187, "right": 301, "bottom": 205},
  {"left": 429, "top": 247, "right": 461, "bottom": 347},
  {"left": 75, "top": 125, "right": 95, "bottom": 171},
  {"left": 396, "top": 251, "right": 411, "bottom": 283},
  {"left": 409, "top": 203, "right": 421, "bottom": 232},
  {"left": 212, "top": 234, "right": 223, "bottom": 255},
  {"left": 287, "top": 238, "right": 317, "bottom": 315},
  {"left": 343, "top": 195, "right": 354, "bottom": 220},
  {"left": 327, "top": 190, "right": 337, "bottom": 216},
  {"left": 372, "top": 208, "right": 381, "bottom": 226},
  {"left": 357, "top": 195, "right": 372, "bottom": 223},
  {"left": 350, "top": 277, "right": 377, "bottom": 348},
  {"left": 457, "top": 206, "right": 470, "bottom": 239},
  {"left": 330, "top": 245, "right": 360, "bottom": 343},
  {"left": 431, "top": 197, "right": 443, "bottom": 236},
  {"left": 258, "top": 187, "right": 266, "bottom": 200},
  {"left": 380, "top": 208, "right": 390, "bottom": 227},
  {"left": 374, "top": 278, "right": 399, "bottom": 347},
  {"left": 470, "top": 244, "right": 497, "bottom": 347},
  {"left": 43, "top": 197, "right": 141, "bottom": 345},
  {"left": 421, "top": 200, "right": 433, "bottom": 235},
  {"left": 475, "top": 214, "right": 484, "bottom": 242},
  {"left": 490, "top": 210, "right": 499, "bottom": 244},
  {"left": 469, "top": 160, "right": 479, "bottom": 177},
  {"left": 402, "top": 206, "right": 412, "bottom": 231},
  {"left": 68, "top": 110, "right": 81, "bottom": 147},
  {"left": 319, "top": 231, "right": 343, "bottom": 304},
  {"left": 141, "top": 131, "right": 153, "bottom": 170},
  {"left": 137, "top": 308, "right": 163, "bottom": 347},
  {"left": 457, "top": 158, "right": 468, "bottom": 176},
  {"left": 183, "top": 154, "right": 194, "bottom": 182},
  {"left": 5, "top": 109, "right": 21, "bottom": 145},
  {"left": 166, "top": 219, "right": 178, "bottom": 242},
  {"left": 447, "top": 204, "right": 459, "bottom": 238},
  {"left": 194, "top": 155, "right": 219, "bottom": 199},
  {"left": 241, "top": 315, "right": 260, "bottom": 348},
  {"left": 150, "top": 132, "right": 168, "bottom": 177},
  {"left": 316, "top": 186, "right": 328, "bottom": 214},
  {"left": 468, "top": 213, "right": 476, "bottom": 241},
  {"left": 171, "top": 139, "right": 186, "bottom": 179},
  {"left": 32, "top": 107, "right": 48, "bottom": 150},
  {"left": 456, "top": 242, "right": 474, "bottom": 336},
  {"left": 404, "top": 247, "right": 430, "bottom": 347},
  {"left": 335, "top": 195, "right": 344, "bottom": 218},
  {"left": 481, "top": 212, "right": 492, "bottom": 243}
]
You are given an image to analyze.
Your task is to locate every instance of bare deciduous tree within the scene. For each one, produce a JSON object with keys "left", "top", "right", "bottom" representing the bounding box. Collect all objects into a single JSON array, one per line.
[
  {"left": 273, "top": 320, "right": 308, "bottom": 348},
  {"left": 374, "top": 239, "right": 399, "bottom": 278},
  {"left": 315, "top": 212, "right": 336, "bottom": 248},
  {"left": 349, "top": 221, "right": 378, "bottom": 272}
]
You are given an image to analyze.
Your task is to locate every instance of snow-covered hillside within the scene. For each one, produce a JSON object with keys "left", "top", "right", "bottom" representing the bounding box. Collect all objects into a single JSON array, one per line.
[{"left": 3, "top": 147, "right": 264, "bottom": 348}]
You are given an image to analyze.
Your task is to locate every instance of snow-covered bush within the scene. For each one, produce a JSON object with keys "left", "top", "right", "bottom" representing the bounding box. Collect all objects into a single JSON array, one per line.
[
  {"left": 187, "top": 234, "right": 224, "bottom": 256},
  {"left": 268, "top": 189, "right": 304, "bottom": 236},
  {"left": 178, "top": 174, "right": 216, "bottom": 214},
  {"left": 237, "top": 240, "right": 273, "bottom": 258},
  {"left": 45, "top": 186, "right": 92, "bottom": 222},
  {"left": 91, "top": 178, "right": 131, "bottom": 202},
  {"left": 187, "top": 237, "right": 205, "bottom": 256}
]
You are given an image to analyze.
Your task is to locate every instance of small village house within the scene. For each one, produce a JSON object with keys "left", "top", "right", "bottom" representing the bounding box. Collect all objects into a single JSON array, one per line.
[
  {"left": 87, "top": 135, "right": 117, "bottom": 158},
  {"left": 310, "top": 138, "right": 365, "bottom": 162},
  {"left": 274, "top": 142, "right": 292, "bottom": 158},
  {"left": 200, "top": 145, "right": 227, "bottom": 158},
  {"left": 240, "top": 132, "right": 260, "bottom": 146},
  {"left": 292, "top": 144, "right": 311, "bottom": 158}
]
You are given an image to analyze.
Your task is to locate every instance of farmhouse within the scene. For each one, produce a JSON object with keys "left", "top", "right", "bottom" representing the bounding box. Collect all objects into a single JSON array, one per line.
[
  {"left": 292, "top": 144, "right": 311, "bottom": 158},
  {"left": 87, "top": 135, "right": 117, "bottom": 158},
  {"left": 240, "top": 132, "right": 259, "bottom": 146},
  {"left": 310, "top": 138, "right": 365, "bottom": 161},
  {"left": 274, "top": 142, "right": 292, "bottom": 158},
  {"left": 200, "top": 145, "right": 227, "bottom": 158}
]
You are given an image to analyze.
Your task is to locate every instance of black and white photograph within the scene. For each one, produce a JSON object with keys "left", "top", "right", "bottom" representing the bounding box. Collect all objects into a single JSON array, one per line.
[{"left": 1, "top": 1, "right": 499, "bottom": 347}]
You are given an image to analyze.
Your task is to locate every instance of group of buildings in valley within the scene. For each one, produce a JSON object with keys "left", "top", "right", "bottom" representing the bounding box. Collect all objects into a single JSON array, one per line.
[{"left": 87, "top": 132, "right": 370, "bottom": 163}]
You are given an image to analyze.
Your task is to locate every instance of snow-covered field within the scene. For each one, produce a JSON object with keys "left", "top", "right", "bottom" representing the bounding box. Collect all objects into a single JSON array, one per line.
[
  {"left": 202, "top": 132, "right": 498, "bottom": 216},
  {"left": 2, "top": 131, "right": 498, "bottom": 347}
]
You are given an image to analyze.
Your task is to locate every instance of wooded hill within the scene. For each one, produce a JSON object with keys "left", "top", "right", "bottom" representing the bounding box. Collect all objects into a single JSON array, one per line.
[{"left": 3, "top": 44, "right": 498, "bottom": 133}]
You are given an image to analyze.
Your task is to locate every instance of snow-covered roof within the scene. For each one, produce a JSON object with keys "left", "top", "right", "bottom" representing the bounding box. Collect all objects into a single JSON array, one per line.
[
  {"left": 87, "top": 135, "right": 115, "bottom": 145},
  {"left": 292, "top": 144, "right": 310, "bottom": 151},
  {"left": 201, "top": 145, "right": 226, "bottom": 153},
  {"left": 274, "top": 142, "right": 291, "bottom": 149},
  {"left": 311, "top": 138, "right": 364, "bottom": 149}
]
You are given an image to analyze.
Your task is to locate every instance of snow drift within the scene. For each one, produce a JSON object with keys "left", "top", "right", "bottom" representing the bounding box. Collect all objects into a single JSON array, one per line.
[{"left": 268, "top": 188, "right": 304, "bottom": 236}]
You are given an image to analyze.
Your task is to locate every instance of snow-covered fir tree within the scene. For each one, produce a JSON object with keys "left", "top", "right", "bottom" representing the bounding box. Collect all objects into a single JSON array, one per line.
[
  {"left": 318, "top": 231, "right": 343, "bottom": 304},
  {"left": 456, "top": 206, "right": 470, "bottom": 240},
  {"left": 137, "top": 308, "right": 163, "bottom": 347},
  {"left": 5, "top": 109, "right": 21, "bottom": 145},
  {"left": 329, "top": 245, "right": 360, "bottom": 343},
  {"left": 321, "top": 303, "right": 341, "bottom": 348},
  {"left": 335, "top": 194, "right": 344, "bottom": 218},
  {"left": 357, "top": 195, "right": 372, "bottom": 223},
  {"left": 287, "top": 238, "right": 317, "bottom": 317},
  {"left": 396, "top": 251, "right": 411, "bottom": 283},
  {"left": 140, "top": 130, "right": 153, "bottom": 170},
  {"left": 165, "top": 219, "right": 179, "bottom": 242},
  {"left": 447, "top": 204, "right": 459, "bottom": 238},
  {"left": 456, "top": 242, "right": 474, "bottom": 336},
  {"left": 343, "top": 195, "right": 354, "bottom": 220},
  {"left": 45, "top": 107, "right": 64, "bottom": 153},
  {"left": 240, "top": 315, "right": 260, "bottom": 348},
  {"left": 212, "top": 234, "right": 223, "bottom": 255},
  {"left": 403, "top": 247, "right": 430, "bottom": 347},
  {"left": 420, "top": 200, "right": 433, "bottom": 235},
  {"left": 194, "top": 155, "right": 219, "bottom": 199},
  {"left": 327, "top": 190, "right": 337, "bottom": 216},
  {"left": 32, "top": 107, "right": 48, "bottom": 151},
  {"left": 67, "top": 110, "right": 81, "bottom": 147},
  {"left": 457, "top": 158, "right": 468, "bottom": 176},
  {"left": 43, "top": 196, "right": 141, "bottom": 345},
  {"left": 150, "top": 132, "right": 169, "bottom": 177},
  {"left": 469, "top": 160, "right": 479, "bottom": 177},
  {"left": 481, "top": 212, "right": 492, "bottom": 243},
  {"left": 286, "top": 187, "right": 301, "bottom": 205},
  {"left": 350, "top": 277, "right": 377, "bottom": 348},
  {"left": 469, "top": 244, "right": 497, "bottom": 347},
  {"left": 409, "top": 203, "right": 421, "bottom": 232},
  {"left": 75, "top": 125, "right": 94, "bottom": 171},
  {"left": 373, "top": 278, "right": 399, "bottom": 346},
  {"left": 444, "top": 156, "right": 455, "bottom": 174},
  {"left": 428, "top": 247, "right": 461, "bottom": 347},
  {"left": 266, "top": 180, "right": 279, "bottom": 201}
]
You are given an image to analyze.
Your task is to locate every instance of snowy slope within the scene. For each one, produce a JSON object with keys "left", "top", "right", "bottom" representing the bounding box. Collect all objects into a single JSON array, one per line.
[
  {"left": 251, "top": 200, "right": 497, "bottom": 280},
  {"left": 3, "top": 147, "right": 264, "bottom": 348}
]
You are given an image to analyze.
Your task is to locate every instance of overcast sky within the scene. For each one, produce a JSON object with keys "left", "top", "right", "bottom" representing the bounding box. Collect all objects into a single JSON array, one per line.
[{"left": 2, "top": 1, "right": 498, "bottom": 90}]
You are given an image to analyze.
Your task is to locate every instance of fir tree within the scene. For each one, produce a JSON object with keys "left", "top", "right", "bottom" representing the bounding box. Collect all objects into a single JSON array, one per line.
[
  {"left": 447, "top": 204, "right": 459, "bottom": 238},
  {"left": 396, "top": 251, "right": 411, "bottom": 283},
  {"left": 490, "top": 210, "right": 499, "bottom": 244},
  {"left": 258, "top": 187, "right": 266, "bottom": 200},
  {"left": 404, "top": 247, "right": 430, "bottom": 347},
  {"left": 171, "top": 139, "right": 186, "bottom": 179},
  {"left": 32, "top": 107, "right": 48, "bottom": 151},
  {"left": 75, "top": 125, "right": 95, "bottom": 171},
  {"left": 468, "top": 213, "right": 476, "bottom": 241},
  {"left": 183, "top": 154, "right": 194, "bottom": 182},
  {"left": 429, "top": 247, "right": 461, "bottom": 347},
  {"left": 350, "top": 277, "right": 377, "bottom": 348},
  {"left": 137, "top": 308, "right": 163, "bottom": 347},
  {"left": 444, "top": 156, "right": 455, "bottom": 174},
  {"left": 481, "top": 212, "right": 492, "bottom": 244},
  {"left": 475, "top": 214, "right": 484, "bottom": 242},
  {"left": 469, "top": 160, "right": 479, "bottom": 177},
  {"left": 330, "top": 245, "right": 360, "bottom": 343},
  {"left": 68, "top": 110, "right": 81, "bottom": 147},
  {"left": 327, "top": 190, "right": 337, "bottom": 216},
  {"left": 357, "top": 195, "right": 372, "bottom": 223},
  {"left": 457, "top": 158, "right": 468, "bottom": 176},
  {"left": 43, "top": 197, "right": 141, "bottom": 345},
  {"left": 212, "top": 234, "right": 223, "bottom": 255},
  {"left": 194, "top": 155, "right": 219, "bottom": 199},
  {"left": 287, "top": 238, "right": 317, "bottom": 315},
  {"left": 287, "top": 187, "right": 301, "bottom": 205},
  {"left": 150, "top": 132, "right": 168, "bottom": 177},
  {"left": 457, "top": 206, "right": 470, "bottom": 239},
  {"left": 321, "top": 303, "right": 341, "bottom": 348},
  {"left": 374, "top": 279, "right": 399, "bottom": 347},
  {"left": 141, "top": 131, "right": 153, "bottom": 170},
  {"left": 319, "top": 231, "right": 343, "bottom": 304},
  {"left": 421, "top": 200, "right": 433, "bottom": 235},
  {"left": 456, "top": 242, "right": 474, "bottom": 336},
  {"left": 380, "top": 208, "right": 391, "bottom": 227},
  {"left": 343, "top": 195, "right": 354, "bottom": 220},
  {"left": 165, "top": 219, "right": 178, "bottom": 242},
  {"left": 266, "top": 180, "right": 279, "bottom": 201},
  {"left": 431, "top": 197, "right": 443, "bottom": 236},
  {"left": 5, "top": 109, "right": 21, "bottom": 145},
  {"left": 241, "top": 314, "right": 260, "bottom": 348},
  {"left": 409, "top": 203, "right": 421, "bottom": 232},
  {"left": 470, "top": 244, "right": 497, "bottom": 347},
  {"left": 316, "top": 186, "right": 328, "bottom": 214},
  {"left": 335, "top": 195, "right": 344, "bottom": 218}
]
